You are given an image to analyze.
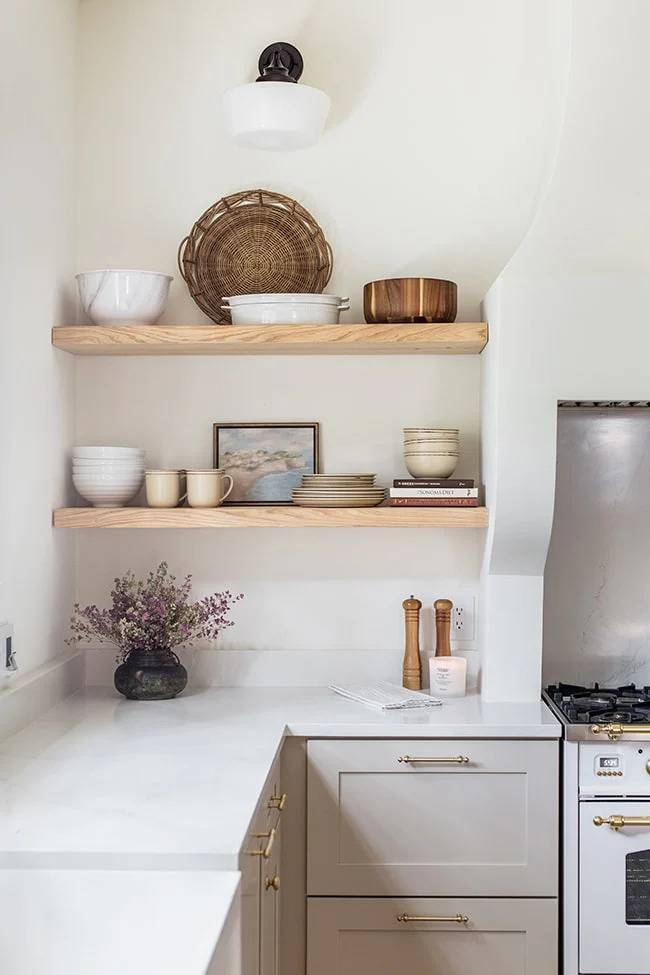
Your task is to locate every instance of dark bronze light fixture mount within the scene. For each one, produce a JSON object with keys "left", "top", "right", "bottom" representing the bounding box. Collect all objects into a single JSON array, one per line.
[{"left": 256, "top": 42, "right": 304, "bottom": 83}]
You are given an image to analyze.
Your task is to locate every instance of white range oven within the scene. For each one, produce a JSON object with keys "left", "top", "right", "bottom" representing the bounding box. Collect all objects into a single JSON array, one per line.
[{"left": 544, "top": 684, "right": 650, "bottom": 975}]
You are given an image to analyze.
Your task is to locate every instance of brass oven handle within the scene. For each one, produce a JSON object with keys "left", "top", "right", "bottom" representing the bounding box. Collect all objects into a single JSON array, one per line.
[
  {"left": 398, "top": 755, "right": 470, "bottom": 765},
  {"left": 591, "top": 723, "right": 650, "bottom": 741},
  {"left": 594, "top": 815, "right": 650, "bottom": 831},
  {"left": 397, "top": 914, "right": 469, "bottom": 924}
]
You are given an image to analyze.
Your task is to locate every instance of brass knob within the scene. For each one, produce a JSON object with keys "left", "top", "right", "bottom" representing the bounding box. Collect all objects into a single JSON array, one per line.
[
  {"left": 265, "top": 875, "right": 280, "bottom": 891},
  {"left": 646, "top": 760, "right": 650, "bottom": 775}
]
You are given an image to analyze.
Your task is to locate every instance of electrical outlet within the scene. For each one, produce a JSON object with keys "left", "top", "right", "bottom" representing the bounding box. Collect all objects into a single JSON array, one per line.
[
  {"left": 0, "top": 622, "right": 16, "bottom": 677},
  {"left": 450, "top": 597, "right": 477, "bottom": 649}
]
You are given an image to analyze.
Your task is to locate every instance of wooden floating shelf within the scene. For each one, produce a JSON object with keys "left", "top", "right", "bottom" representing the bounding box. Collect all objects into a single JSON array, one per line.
[
  {"left": 53, "top": 506, "right": 489, "bottom": 529},
  {"left": 51, "top": 322, "right": 488, "bottom": 356}
]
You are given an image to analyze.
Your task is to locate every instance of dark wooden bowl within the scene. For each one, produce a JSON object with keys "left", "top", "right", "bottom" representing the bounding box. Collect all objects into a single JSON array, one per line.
[{"left": 363, "top": 277, "right": 457, "bottom": 324}]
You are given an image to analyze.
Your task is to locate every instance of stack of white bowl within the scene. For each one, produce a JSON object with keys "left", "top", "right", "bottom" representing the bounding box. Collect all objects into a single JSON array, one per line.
[
  {"left": 72, "top": 447, "right": 145, "bottom": 507},
  {"left": 403, "top": 428, "right": 459, "bottom": 478}
]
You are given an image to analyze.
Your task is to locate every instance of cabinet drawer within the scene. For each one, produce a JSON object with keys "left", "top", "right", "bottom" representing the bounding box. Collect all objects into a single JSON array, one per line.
[
  {"left": 307, "top": 897, "right": 557, "bottom": 975},
  {"left": 307, "top": 739, "right": 558, "bottom": 896}
]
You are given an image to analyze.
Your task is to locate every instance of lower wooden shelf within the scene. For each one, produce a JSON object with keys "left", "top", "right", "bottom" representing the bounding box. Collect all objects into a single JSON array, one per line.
[{"left": 53, "top": 505, "right": 488, "bottom": 529}]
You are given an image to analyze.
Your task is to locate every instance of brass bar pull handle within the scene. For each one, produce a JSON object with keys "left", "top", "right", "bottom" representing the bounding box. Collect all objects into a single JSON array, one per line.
[
  {"left": 591, "top": 723, "right": 650, "bottom": 741},
  {"left": 398, "top": 755, "right": 470, "bottom": 765},
  {"left": 397, "top": 914, "right": 469, "bottom": 925},
  {"left": 594, "top": 815, "right": 650, "bottom": 831},
  {"left": 248, "top": 826, "right": 276, "bottom": 859},
  {"left": 268, "top": 793, "right": 287, "bottom": 811}
]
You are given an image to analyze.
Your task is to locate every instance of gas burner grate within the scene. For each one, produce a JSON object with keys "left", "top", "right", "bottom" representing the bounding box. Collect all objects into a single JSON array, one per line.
[
  {"left": 545, "top": 682, "right": 650, "bottom": 724},
  {"left": 558, "top": 401, "right": 650, "bottom": 408}
]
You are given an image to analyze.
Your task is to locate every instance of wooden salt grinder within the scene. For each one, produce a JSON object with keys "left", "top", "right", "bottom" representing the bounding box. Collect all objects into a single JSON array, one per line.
[
  {"left": 402, "top": 596, "right": 423, "bottom": 690},
  {"left": 434, "top": 599, "right": 453, "bottom": 657}
]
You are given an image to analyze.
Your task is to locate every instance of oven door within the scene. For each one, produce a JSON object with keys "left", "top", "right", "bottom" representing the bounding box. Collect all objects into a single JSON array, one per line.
[{"left": 580, "top": 801, "right": 650, "bottom": 974}]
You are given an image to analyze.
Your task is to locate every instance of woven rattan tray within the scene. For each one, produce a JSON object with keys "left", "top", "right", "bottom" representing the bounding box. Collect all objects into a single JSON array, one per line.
[{"left": 178, "top": 188, "right": 333, "bottom": 324}]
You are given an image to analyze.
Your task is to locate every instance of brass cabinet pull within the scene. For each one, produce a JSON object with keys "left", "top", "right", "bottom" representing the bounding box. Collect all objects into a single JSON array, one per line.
[
  {"left": 594, "top": 815, "right": 650, "bottom": 831},
  {"left": 397, "top": 914, "right": 469, "bottom": 925},
  {"left": 268, "top": 793, "right": 287, "bottom": 811},
  {"left": 591, "top": 723, "right": 650, "bottom": 741},
  {"left": 248, "top": 826, "right": 276, "bottom": 859},
  {"left": 397, "top": 755, "right": 470, "bottom": 765},
  {"left": 265, "top": 875, "right": 281, "bottom": 891}
]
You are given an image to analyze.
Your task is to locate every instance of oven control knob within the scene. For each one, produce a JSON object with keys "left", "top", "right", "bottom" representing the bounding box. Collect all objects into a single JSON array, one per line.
[{"left": 646, "top": 760, "right": 650, "bottom": 776}]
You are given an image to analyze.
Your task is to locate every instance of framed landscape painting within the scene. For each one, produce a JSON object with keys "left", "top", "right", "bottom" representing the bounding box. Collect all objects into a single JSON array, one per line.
[{"left": 213, "top": 422, "right": 320, "bottom": 504}]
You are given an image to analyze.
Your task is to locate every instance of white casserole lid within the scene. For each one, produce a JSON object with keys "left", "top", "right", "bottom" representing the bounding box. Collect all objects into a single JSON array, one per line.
[{"left": 224, "top": 293, "right": 347, "bottom": 306}]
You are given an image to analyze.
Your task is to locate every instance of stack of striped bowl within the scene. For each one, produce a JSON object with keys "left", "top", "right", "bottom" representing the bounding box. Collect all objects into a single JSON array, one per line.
[{"left": 403, "top": 428, "right": 459, "bottom": 478}]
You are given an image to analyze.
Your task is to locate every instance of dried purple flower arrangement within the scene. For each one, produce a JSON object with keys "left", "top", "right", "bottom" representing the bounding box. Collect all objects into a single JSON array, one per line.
[{"left": 68, "top": 563, "right": 242, "bottom": 701}]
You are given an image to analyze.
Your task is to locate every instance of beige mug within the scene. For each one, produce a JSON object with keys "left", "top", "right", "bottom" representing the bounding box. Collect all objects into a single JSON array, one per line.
[
  {"left": 186, "top": 469, "right": 234, "bottom": 508},
  {"left": 145, "top": 470, "right": 187, "bottom": 508}
]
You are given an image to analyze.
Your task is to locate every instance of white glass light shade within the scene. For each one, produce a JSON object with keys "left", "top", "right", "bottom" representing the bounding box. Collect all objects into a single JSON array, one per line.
[{"left": 223, "top": 82, "right": 330, "bottom": 150}]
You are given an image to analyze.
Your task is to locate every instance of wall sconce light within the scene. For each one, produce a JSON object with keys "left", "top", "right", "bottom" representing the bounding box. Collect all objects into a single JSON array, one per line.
[{"left": 223, "top": 42, "right": 330, "bottom": 150}]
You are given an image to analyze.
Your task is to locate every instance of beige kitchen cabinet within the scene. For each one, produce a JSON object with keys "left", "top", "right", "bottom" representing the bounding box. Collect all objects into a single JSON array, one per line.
[
  {"left": 307, "top": 897, "right": 557, "bottom": 975},
  {"left": 307, "top": 738, "right": 558, "bottom": 896},
  {"left": 260, "top": 769, "right": 284, "bottom": 975},
  {"left": 240, "top": 754, "right": 285, "bottom": 975}
]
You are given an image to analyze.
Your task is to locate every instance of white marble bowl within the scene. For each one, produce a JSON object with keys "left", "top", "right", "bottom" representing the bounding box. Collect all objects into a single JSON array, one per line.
[{"left": 76, "top": 270, "right": 172, "bottom": 326}]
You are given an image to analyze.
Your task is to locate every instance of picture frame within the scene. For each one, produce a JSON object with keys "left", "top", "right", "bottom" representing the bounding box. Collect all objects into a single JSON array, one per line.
[{"left": 213, "top": 422, "right": 320, "bottom": 505}]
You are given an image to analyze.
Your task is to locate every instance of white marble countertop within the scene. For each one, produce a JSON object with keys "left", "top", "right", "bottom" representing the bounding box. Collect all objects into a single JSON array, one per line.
[
  {"left": 0, "top": 685, "right": 559, "bottom": 973},
  {"left": 0, "top": 868, "right": 239, "bottom": 974},
  {"left": 0, "top": 685, "right": 559, "bottom": 869}
]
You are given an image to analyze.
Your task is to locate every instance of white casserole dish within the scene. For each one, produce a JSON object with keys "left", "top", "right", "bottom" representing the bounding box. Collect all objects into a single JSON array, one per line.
[{"left": 223, "top": 293, "right": 350, "bottom": 326}]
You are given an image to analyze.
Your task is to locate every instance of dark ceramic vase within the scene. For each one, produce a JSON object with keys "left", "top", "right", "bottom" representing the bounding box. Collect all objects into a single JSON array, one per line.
[{"left": 114, "top": 648, "right": 188, "bottom": 701}]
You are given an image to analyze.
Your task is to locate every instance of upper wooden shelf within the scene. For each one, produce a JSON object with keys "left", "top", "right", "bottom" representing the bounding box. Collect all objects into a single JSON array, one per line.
[
  {"left": 51, "top": 322, "right": 488, "bottom": 356},
  {"left": 53, "top": 505, "right": 489, "bottom": 529}
]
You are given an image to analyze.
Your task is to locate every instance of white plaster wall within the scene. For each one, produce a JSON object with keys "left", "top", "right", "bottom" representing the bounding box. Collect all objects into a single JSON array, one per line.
[
  {"left": 76, "top": 0, "right": 565, "bottom": 322},
  {"left": 479, "top": 0, "right": 650, "bottom": 699},
  {"left": 0, "top": 0, "right": 77, "bottom": 678},
  {"left": 74, "top": 0, "right": 569, "bottom": 684}
]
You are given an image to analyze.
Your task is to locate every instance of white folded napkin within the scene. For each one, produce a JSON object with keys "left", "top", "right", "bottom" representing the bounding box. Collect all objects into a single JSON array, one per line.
[{"left": 330, "top": 680, "right": 442, "bottom": 710}]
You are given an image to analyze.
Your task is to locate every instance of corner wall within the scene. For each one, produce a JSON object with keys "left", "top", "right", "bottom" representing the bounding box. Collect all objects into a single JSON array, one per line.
[
  {"left": 73, "top": 0, "right": 566, "bottom": 686},
  {"left": 0, "top": 0, "right": 78, "bottom": 677}
]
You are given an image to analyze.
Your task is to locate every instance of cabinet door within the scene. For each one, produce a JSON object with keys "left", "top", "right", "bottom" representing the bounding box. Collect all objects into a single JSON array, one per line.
[
  {"left": 240, "top": 820, "right": 262, "bottom": 975},
  {"left": 260, "top": 771, "right": 284, "bottom": 975},
  {"left": 307, "top": 897, "right": 557, "bottom": 975},
  {"left": 260, "top": 841, "right": 281, "bottom": 975},
  {"left": 308, "top": 739, "right": 558, "bottom": 896},
  {"left": 241, "top": 754, "right": 284, "bottom": 975}
]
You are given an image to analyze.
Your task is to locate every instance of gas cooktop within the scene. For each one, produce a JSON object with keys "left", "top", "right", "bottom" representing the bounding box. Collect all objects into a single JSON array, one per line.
[{"left": 545, "top": 682, "right": 650, "bottom": 725}]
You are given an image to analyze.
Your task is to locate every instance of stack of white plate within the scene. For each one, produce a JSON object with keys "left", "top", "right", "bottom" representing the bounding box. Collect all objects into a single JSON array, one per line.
[
  {"left": 292, "top": 474, "right": 386, "bottom": 508},
  {"left": 72, "top": 446, "right": 145, "bottom": 507},
  {"left": 403, "top": 428, "right": 459, "bottom": 478}
]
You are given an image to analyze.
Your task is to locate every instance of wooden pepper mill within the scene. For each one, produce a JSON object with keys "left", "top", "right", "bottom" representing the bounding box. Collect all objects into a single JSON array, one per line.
[
  {"left": 430, "top": 597, "right": 467, "bottom": 697},
  {"left": 434, "top": 598, "right": 453, "bottom": 657},
  {"left": 402, "top": 596, "right": 422, "bottom": 690}
]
